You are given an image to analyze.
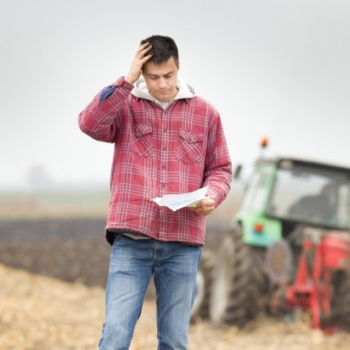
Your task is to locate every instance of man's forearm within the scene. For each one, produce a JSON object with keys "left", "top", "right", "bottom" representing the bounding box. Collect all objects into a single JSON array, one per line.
[
  {"left": 202, "top": 110, "right": 232, "bottom": 207},
  {"left": 78, "top": 77, "right": 133, "bottom": 142},
  {"left": 203, "top": 162, "right": 232, "bottom": 208}
]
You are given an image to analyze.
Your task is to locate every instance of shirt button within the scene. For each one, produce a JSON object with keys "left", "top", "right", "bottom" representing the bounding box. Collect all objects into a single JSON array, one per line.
[
  {"left": 161, "top": 184, "right": 165, "bottom": 188},
  {"left": 162, "top": 147, "right": 166, "bottom": 151},
  {"left": 163, "top": 129, "right": 167, "bottom": 133},
  {"left": 162, "top": 165, "right": 166, "bottom": 169}
]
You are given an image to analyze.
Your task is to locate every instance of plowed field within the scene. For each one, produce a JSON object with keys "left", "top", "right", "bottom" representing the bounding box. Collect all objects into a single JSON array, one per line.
[{"left": 1, "top": 217, "right": 350, "bottom": 349}]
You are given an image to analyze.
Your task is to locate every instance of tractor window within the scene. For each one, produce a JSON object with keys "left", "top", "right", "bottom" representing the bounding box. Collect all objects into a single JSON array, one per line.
[
  {"left": 241, "top": 169, "right": 270, "bottom": 214},
  {"left": 266, "top": 164, "right": 350, "bottom": 229}
]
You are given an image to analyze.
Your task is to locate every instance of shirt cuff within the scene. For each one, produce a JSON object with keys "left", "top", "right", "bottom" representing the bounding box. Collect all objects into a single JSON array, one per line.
[{"left": 206, "top": 187, "right": 217, "bottom": 202}]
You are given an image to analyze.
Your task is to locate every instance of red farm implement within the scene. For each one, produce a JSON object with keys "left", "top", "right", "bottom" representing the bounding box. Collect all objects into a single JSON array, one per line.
[{"left": 270, "top": 228, "right": 350, "bottom": 332}]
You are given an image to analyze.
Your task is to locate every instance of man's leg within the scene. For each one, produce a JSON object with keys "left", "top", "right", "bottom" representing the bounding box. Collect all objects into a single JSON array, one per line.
[
  {"left": 99, "top": 235, "right": 154, "bottom": 350},
  {"left": 154, "top": 242, "right": 201, "bottom": 350}
]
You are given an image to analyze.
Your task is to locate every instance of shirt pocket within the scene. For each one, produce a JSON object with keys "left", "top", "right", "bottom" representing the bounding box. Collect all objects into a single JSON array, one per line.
[
  {"left": 130, "top": 124, "right": 153, "bottom": 158},
  {"left": 176, "top": 128, "right": 204, "bottom": 164}
]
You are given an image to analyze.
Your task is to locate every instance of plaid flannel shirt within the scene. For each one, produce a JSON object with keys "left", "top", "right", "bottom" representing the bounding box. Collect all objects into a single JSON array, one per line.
[{"left": 78, "top": 77, "right": 232, "bottom": 245}]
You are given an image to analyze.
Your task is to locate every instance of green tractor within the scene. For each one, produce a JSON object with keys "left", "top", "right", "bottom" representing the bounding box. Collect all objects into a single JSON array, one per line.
[{"left": 207, "top": 151, "right": 350, "bottom": 328}]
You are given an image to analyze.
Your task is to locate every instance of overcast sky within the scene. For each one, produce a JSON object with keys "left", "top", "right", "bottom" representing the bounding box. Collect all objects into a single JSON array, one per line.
[{"left": 1, "top": 0, "right": 350, "bottom": 189}]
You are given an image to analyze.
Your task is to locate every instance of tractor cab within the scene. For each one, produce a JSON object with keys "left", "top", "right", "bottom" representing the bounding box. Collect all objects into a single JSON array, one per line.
[
  {"left": 234, "top": 158, "right": 350, "bottom": 247},
  {"left": 267, "top": 159, "right": 350, "bottom": 232}
]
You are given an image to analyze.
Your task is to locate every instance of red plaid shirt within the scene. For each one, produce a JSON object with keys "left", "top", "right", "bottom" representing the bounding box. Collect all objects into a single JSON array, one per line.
[{"left": 78, "top": 77, "right": 232, "bottom": 245}]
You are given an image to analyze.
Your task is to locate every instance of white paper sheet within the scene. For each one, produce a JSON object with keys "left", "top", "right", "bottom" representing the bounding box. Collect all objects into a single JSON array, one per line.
[{"left": 152, "top": 187, "right": 208, "bottom": 212}]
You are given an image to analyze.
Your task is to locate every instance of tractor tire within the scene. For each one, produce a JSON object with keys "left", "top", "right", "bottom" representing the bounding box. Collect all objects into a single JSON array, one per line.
[
  {"left": 190, "top": 249, "right": 216, "bottom": 323},
  {"left": 323, "top": 270, "right": 350, "bottom": 330},
  {"left": 209, "top": 225, "right": 269, "bottom": 327}
]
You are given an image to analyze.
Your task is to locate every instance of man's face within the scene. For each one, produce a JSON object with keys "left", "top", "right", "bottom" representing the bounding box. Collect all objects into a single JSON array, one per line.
[{"left": 142, "top": 57, "right": 179, "bottom": 103}]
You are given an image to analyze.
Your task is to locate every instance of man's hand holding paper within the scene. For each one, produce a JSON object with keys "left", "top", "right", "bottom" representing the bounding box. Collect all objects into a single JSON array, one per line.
[
  {"left": 152, "top": 187, "right": 214, "bottom": 214},
  {"left": 189, "top": 197, "right": 215, "bottom": 216}
]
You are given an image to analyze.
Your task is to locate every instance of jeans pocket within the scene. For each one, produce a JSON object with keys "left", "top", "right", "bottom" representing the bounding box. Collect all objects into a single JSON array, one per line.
[
  {"left": 130, "top": 123, "right": 153, "bottom": 158},
  {"left": 176, "top": 128, "right": 204, "bottom": 164}
]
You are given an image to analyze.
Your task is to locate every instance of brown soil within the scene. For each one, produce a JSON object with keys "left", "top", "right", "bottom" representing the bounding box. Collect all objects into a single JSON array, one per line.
[
  {"left": 1, "top": 264, "right": 350, "bottom": 350},
  {"left": 0, "top": 217, "right": 228, "bottom": 289}
]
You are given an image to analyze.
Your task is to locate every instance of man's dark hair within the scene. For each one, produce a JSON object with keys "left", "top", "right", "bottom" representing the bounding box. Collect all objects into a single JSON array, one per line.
[{"left": 140, "top": 35, "right": 179, "bottom": 66}]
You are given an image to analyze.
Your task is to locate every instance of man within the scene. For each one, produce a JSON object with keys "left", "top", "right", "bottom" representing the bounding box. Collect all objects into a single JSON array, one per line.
[
  {"left": 78, "top": 35, "right": 232, "bottom": 350},
  {"left": 288, "top": 183, "right": 338, "bottom": 223}
]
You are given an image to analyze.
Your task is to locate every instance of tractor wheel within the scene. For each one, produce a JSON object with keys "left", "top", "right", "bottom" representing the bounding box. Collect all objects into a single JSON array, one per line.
[
  {"left": 190, "top": 249, "right": 216, "bottom": 323},
  {"left": 323, "top": 270, "right": 350, "bottom": 329},
  {"left": 209, "top": 225, "right": 269, "bottom": 327}
]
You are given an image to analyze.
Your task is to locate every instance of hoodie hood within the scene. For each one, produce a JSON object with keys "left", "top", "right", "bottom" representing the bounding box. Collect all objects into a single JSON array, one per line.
[{"left": 131, "top": 78, "right": 195, "bottom": 103}]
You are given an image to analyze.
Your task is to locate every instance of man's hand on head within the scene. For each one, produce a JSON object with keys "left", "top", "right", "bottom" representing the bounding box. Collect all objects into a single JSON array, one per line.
[
  {"left": 189, "top": 198, "right": 215, "bottom": 216},
  {"left": 125, "top": 43, "right": 153, "bottom": 84}
]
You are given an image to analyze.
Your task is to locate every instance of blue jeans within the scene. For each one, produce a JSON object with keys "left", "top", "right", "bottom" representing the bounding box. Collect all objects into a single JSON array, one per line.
[{"left": 99, "top": 235, "right": 202, "bottom": 350}]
